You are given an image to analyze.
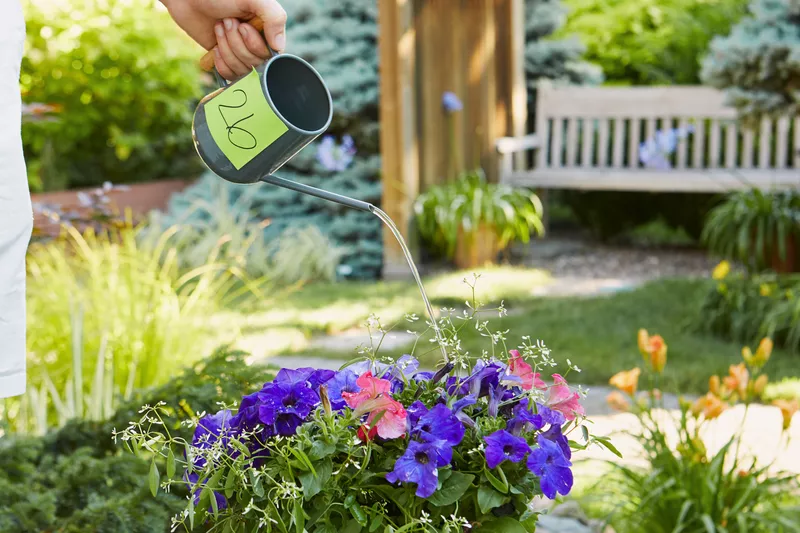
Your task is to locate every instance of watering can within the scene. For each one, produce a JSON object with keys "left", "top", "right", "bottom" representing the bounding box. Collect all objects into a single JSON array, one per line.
[{"left": 191, "top": 16, "right": 371, "bottom": 212}]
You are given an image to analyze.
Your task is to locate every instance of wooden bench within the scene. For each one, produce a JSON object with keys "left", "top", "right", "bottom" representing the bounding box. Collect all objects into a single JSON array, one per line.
[{"left": 496, "top": 85, "right": 800, "bottom": 192}]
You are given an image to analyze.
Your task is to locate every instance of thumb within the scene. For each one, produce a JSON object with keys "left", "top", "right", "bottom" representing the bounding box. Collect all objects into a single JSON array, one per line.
[{"left": 246, "top": 0, "right": 287, "bottom": 52}]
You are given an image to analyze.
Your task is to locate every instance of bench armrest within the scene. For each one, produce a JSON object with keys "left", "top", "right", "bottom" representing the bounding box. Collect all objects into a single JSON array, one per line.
[{"left": 496, "top": 134, "right": 541, "bottom": 154}]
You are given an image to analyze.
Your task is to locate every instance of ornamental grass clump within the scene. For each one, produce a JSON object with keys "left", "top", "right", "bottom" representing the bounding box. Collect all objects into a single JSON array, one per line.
[{"left": 120, "top": 278, "right": 614, "bottom": 532}]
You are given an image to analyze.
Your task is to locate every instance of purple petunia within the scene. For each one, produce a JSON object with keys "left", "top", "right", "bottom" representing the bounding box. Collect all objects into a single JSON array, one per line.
[
  {"left": 324, "top": 369, "right": 359, "bottom": 411},
  {"left": 527, "top": 436, "right": 573, "bottom": 500},
  {"left": 274, "top": 367, "right": 335, "bottom": 390},
  {"left": 258, "top": 382, "right": 320, "bottom": 436},
  {"left": 406, "top": 400, "right": 429, "bottom": 429},
  {"left": 484, "top": 430, "right": 532, "bottom": 469},
  {"left": 507, "top": 399, "right": 544, "bottom": 435},
  {"left": 442, "top": 91, "right": 463, "bottom": 113},
  {"left": 412, "top": 403, "right": 465, "bottom": 447},
  {"left": 452, "top": 395, "right": 477, "bottom": 427},
  {"left": 540, "top": 423, "right": 571, "bottom": 460},
  {"left": 231, "top": 391, "right": 261, "bottom": 431},
  {"left": 193, "top": 410, "right": 236, "bottom": 449},
  {"left": 386, "top": 440, "right": 453, "bottom": 498}
]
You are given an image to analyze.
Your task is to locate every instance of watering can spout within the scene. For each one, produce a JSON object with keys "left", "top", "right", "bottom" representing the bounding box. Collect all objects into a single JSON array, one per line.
[{"left": 258, "top": 174, "right": 374, "bottom": 213}]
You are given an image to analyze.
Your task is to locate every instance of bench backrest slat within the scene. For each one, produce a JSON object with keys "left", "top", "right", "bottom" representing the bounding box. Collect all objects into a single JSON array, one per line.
[{"left": 532, "top": 84, "right": 797, "bottom": 172}]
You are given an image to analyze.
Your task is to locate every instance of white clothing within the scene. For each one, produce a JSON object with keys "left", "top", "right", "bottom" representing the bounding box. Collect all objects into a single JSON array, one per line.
[{"left": 0, "top": 0, "right": 32, "bottom": 399}]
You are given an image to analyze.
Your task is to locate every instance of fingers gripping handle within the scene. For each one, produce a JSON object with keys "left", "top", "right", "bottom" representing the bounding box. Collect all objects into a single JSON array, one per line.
[{"left": 198, "top": 16, "right": 277, "bottom": 73}]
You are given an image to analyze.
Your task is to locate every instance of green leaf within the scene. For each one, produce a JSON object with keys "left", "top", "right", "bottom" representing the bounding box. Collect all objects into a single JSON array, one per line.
[
  {"left": 475, "top": 517, "right": 527, "bottom": 533},
  {"left": 369, "top": 515, "right": 383, "bottom": 532},
  {"left": 594, "top": 436, "right": 623, "bottom": 458},
  {"left": 477, "top": 485, "right": 507, "bottom": 514},
  {"left": 289, "top": 447, "right": 317, "bottom": 475},
  {"left": 298, "top": 458, "right": 333, "bottom": 500},
  {"left": 166, "top": 448, "right": 176, "bottom": 478},
  {"left": 224, "top": 464, "right": 238, "bottom": 498},
  {"left": 484, "top": 468, "right": 509, "bottom": 494},
  {"left": 342, "top": 519, "right": 363, "bottom": 533},
  {"left": 188, "top": 499, "right": 195, "bottom": 529},
  {"left": 294, "top": 498, "right": 305, "bottom": 533},
  {"left": 207, "top": 486, "right": 219, "bottom": 517},
  {"left": 309, "top": 438, "right": 337, "bottom": 461},
  {"left": 428, "top": 471, "right": 475, "bottom": 506},
  {"left": 701, "top": 514, "right": 716, "bottom": 533},
  {"left": 149, "top": 458, "right": 160, "bottom": 497}
]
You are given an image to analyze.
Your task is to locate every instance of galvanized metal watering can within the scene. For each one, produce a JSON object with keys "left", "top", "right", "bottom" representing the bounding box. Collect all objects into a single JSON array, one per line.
[{"left": 191, "top": 16, "right": 371, "bottom": 212}]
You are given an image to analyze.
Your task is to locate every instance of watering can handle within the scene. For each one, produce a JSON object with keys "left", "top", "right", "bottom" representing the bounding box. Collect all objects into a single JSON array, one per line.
[{"left": 198, "top": 15, "right": 278, "bottom": 74}]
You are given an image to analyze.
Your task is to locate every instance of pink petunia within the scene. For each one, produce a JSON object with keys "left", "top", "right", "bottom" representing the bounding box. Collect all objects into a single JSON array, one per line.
[
  {"left": 546, "top": 374, "right": 585, "bottom": 421},
  {"left": 342, "top": 371, "right": 407, "bottom": 440},
  {"left": 342, "top": 371, "right": 391, "bottom": 409},
  {"left": 507, "top": 349, "right": 546, "bottom": 391}
]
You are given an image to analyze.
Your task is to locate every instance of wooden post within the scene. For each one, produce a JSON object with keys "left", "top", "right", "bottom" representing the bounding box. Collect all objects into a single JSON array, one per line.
[{"left": 379, "top": 0, "right": 419, "bottom": 279}]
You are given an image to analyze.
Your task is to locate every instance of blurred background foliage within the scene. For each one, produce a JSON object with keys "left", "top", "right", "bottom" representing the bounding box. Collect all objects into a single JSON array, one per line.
[{"left": 21, "top": 0, "right": 205, "bottom": 192}]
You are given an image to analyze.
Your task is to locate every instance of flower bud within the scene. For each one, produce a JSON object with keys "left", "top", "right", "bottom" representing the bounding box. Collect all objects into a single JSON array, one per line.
[{"left": 753, "top": 375, "right": 768, "bottom": 396}]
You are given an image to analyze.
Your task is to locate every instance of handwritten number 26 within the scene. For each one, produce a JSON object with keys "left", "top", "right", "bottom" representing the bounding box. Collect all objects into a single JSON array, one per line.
[{"left": 218, "top": 89, "right": 257, "bottom": 150}]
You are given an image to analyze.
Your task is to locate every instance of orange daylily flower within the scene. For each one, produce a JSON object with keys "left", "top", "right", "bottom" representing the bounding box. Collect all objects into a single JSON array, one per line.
[
  {"left": 772, "top": 399, "right": 799, "bottom": 431},
  {"left": 606, "top": 391, "right": 630, "bottom": 412},
  {"left": 692, "top": 392, "right": 727, "bottom": 420},
  {"left": 637, "top": 329, "right": 667, "bottom": 373},
  {"left": 609, "top": 368, "right": 641, "bottom": 396},
  {"left": 723, "top": 363, "right": 749, "bottom": 399}
]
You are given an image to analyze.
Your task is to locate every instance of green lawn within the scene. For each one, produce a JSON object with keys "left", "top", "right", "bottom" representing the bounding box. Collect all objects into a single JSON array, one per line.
[{"left": 222, "top": 268, "right": 800, "bottom": 395}]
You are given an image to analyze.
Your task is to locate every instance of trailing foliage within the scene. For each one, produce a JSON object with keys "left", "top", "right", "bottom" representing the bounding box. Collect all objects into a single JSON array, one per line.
[
  {"left": 702, "top": 0, "right": 800, "bottom": 123},
  {"left": 21, "top": 0, "right": 204, "bottom": 191},
  {"left": 0, "top": 348, "right": 275, "bottom": 533}
]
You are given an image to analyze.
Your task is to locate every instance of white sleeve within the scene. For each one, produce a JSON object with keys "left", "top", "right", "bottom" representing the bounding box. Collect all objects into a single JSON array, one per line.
[{"left": 0, "top": 0, "right": 32, "bottom": 400}]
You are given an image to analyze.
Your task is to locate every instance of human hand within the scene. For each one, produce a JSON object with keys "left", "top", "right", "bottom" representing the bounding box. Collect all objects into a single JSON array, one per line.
[{"left": 161, "top": 0, "right": 287, "bottom": 80}]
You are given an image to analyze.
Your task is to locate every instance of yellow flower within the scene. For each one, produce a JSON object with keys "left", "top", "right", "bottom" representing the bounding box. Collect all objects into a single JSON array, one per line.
[
  {"left": 709, "top": 375, "right": 721, "bottom": 396},
  {"left": 692, "top": 392, "right": 727, "bottom": 420},
  {"left": 760, "top": 284, "right": 772, "bottom": 297},
  {"left": 753, "top": 374, "right": 768, "bottom": 396},
  {"left": 637, "top": 329, "right": 650, "bottom": 358},
  {"left": 712, "top": 260, "right": 731, "bottom": 280},
  {"left": 607, "top": 391, "right": 630, "bottom": 412},
  {"left": 754, "top": 338, "right": 773, "bottom": 367},
  {"left": 772, "top": 399, "right": 799, "bottom": 431},
  {"left": 609, "top": 368, "right": 641, "bottom": 396},
  {"left": 741, "top": 346, "right": 755, "bottom": 366},
  {"left": 723, "top": 363, "right": 750, "bottom": 400}
]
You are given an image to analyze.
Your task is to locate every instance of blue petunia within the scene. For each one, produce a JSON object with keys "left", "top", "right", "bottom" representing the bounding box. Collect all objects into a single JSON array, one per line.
[
  {"left": 484, "top": 429, "right": 532, "bottom": 469},
  {"left": 193, "top": 410, "right": 236, "bottom": 449},
  {"left": 537, "top": 402, "right": 566, "bottom": 427},
  {"left": 452, "top": 395, "right": 477, "bottom": 427},
  {"left": 412, "top": 403, "right": 465, "bottom": 447},
  {"left": 527, "top": 436, "right": 573, "bottom": 500},
  {"left": 386, "top": 440, "right": 453, "bottom": 498}
]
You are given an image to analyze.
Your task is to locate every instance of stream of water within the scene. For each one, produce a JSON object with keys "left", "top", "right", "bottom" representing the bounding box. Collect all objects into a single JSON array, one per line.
[{"left": 371, "top": 207, "right": 450, "bottom": 364}]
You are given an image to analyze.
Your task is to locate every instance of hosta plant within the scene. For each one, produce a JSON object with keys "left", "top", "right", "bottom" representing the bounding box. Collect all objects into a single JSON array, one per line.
[
  {"left": 414, "top": 170, "right": 544, "bottom": 265},
  {"left": 120, "top": 281, "right": 613, "bottom": 532}
]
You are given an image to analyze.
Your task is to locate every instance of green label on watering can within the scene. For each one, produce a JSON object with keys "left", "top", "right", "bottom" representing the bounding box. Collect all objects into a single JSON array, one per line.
[{"left": 206, "top": 68, "right": 288, "bottom": 170}]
